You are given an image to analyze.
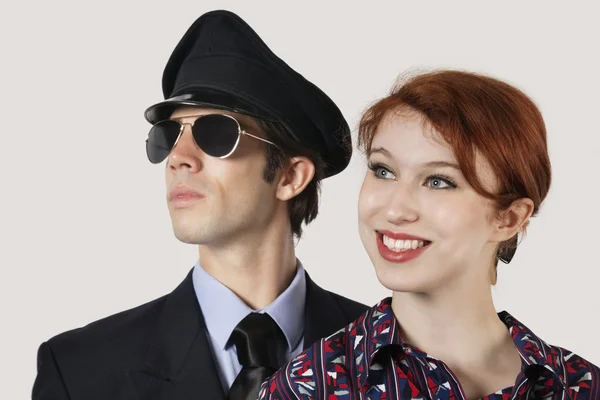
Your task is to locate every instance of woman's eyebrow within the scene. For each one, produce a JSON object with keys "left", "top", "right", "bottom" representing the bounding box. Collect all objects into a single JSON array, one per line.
[
  {"left": 369, "top": 147, "right": 392, "bottom": 157},
  {"left": 369, "top": 147, "right": 460, "bottom": 171},
  {"left": 422, "top": 161, "right": 461, "bottom": 170}
]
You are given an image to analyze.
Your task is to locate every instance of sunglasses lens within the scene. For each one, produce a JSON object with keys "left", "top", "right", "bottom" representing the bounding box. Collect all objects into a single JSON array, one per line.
[
  {"left": 192, "top": 114, "right": 240, "bottom": 158},
  {"left": 146, "top": 120, "right": 181, "bottom": 163}
]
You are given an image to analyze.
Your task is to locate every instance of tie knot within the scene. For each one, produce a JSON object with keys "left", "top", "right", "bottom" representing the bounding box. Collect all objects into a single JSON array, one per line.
[{"left": 229, "top": 313, "right": 285, "bottom": 370}]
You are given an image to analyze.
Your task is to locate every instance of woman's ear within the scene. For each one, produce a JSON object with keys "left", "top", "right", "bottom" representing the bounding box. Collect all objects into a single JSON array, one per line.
[{"left": 492, "top": 197, "right": 535, "bottom": 243}]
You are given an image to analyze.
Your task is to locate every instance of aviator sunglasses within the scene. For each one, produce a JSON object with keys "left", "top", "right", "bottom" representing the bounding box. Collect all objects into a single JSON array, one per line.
[{"left": 146, "top": 113, "right": 279, "bottom": 163}]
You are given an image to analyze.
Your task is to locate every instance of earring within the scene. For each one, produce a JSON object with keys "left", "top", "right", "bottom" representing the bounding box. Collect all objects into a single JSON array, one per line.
[
  {"left": 497, "top": 232, "right": 521, "bottom": 264},
  {"left": 497, "top": 245, "right": 516, "bottom": 264}
]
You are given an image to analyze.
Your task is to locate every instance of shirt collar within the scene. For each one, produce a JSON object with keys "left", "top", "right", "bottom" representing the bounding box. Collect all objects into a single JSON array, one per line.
[
  {"left": 351, "top": 297, "right": 401, "bottom": 390},
  {"left": 353, "top": 298, "right": 569, "bottom": 392},
  {"left": 498, "top": 311, "right": 569, "bottom": 391},
  {"left": 260, "top": 260, "right": 306, "bottom": 351},
  {"left": 192, "top": 259, "right": 306, "bottom": 353}
]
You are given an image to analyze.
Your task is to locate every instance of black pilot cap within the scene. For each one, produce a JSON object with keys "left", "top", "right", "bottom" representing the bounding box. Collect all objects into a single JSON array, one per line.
[{"left": 144, "top": 10, "right": 352, "bottom": 178}]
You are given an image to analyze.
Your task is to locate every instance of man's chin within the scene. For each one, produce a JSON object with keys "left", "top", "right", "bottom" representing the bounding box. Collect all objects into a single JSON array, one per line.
[
  {"left": 171, "top": 221, "right": 209, "bottom": 245},
  {"left": 173, "top": 232, "right": 202, "bottom": 245}
]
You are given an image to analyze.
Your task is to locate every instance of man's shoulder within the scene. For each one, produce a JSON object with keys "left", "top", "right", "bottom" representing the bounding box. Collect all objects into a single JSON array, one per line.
[
  {"left": 33, "top": 293, "right": 177, "bottom": 399},
  {"left": 324, "top": 289, "right": 370, "bottom": 318},
  {"left": 43, "top": 293, "right": 168, "bottom": 363}
]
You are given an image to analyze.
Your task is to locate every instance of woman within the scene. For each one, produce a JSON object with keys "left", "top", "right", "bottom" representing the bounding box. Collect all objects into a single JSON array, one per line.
[{"left": 258, "top": 70, "right": 600, "bottom": 400}]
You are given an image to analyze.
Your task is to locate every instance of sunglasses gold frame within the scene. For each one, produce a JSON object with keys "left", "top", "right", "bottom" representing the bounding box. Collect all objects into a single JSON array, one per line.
[{"left": 147, "top": 113, "right": 280, "bottom": 162}]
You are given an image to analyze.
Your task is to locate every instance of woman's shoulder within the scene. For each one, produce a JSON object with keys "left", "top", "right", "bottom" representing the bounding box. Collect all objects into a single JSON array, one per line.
[
  {"left": 502, "top": 311, "right": 600, "bottom": 398},
  {"left": 258, "top": 298, "right": 392, "bottom": 399},
  {"left": 257, "top": 323, "right": 352, "bottom": 399},
  {"left": 545, "top": 344, "right": 600, "bottom": 397}
]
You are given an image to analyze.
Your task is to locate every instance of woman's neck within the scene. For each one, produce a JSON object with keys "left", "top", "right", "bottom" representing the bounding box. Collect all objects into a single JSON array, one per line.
[
  {"left": 391, "top": 279, "right": 522, "bottom": 399},
  {"left": 392, "top": 285, "right": 502, "bottom": 360}
]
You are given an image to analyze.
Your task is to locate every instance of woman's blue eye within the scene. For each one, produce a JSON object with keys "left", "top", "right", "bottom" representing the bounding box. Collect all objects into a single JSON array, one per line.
[
  {"left": 367, "top": 162, "right": 395, "bottom": 180},
  {"left": 426, "top": 176, "right": 455, "bottom": 189},
  {"left": 375, "top": 167, "right": 393, "bottom": 179}
]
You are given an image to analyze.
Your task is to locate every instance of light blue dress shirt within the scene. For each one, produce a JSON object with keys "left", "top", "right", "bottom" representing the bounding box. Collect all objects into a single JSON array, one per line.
[{"left": 192, "top": 259, "right": 306, "bottom": 392}]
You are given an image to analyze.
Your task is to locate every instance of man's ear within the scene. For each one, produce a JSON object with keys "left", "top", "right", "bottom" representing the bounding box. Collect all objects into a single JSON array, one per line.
[{"left": 275, "top": 157, "right": 315, "bottom": 201}]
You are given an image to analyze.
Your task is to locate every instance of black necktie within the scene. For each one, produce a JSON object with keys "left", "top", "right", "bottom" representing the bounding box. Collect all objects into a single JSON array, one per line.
[{"left": 227, "top": 313, "right": 286, "bottom": 400}]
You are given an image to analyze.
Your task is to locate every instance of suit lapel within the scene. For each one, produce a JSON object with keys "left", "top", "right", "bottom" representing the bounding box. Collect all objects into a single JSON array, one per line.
[
  {"left": 128, "top": 269, "right": 226, "bottom": 400},
  {"left": 129, "top": 269, "right": 354, "bottom": 398},
  {"left": 303, "top": 272, "right": 350, "bottom": 348}
]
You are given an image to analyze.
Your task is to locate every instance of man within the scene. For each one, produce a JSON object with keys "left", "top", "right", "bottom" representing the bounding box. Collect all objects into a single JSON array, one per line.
[{"left": 32, "top": 9, "right": 368, "bottom": 400}]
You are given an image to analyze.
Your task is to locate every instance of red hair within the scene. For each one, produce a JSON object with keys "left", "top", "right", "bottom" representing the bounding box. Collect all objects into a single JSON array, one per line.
[{"left": 358, "top": 70, "right": 552, "bottom": 280}]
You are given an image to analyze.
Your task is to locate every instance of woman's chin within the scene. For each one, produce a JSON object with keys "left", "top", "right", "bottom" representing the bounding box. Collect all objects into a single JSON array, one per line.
[{"left": 374, "top": 266, "right": 430, "bottom": 293}]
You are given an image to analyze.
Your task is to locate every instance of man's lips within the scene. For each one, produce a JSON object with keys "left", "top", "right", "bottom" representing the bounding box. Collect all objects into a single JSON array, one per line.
[{"left": 168, "top": 185, "right": 205, "bottom": 207}]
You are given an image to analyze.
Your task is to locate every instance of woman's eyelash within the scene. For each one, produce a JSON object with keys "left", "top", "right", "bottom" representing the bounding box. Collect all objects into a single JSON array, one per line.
[
  {"left": 367, "top": 162, "right": 457, "bottom": 188},
  {"left": 367, "top": 162, "right": 393, "bottom": 178},
  {"left": 367, "top": 161, "right": 383, "bottom": 171},
  {"left": 426, "top": 174, "right": 457, "bottom": 189}
]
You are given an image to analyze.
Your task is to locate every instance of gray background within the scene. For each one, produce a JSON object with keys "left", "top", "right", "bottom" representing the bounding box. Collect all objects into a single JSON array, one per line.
[{"left": 1, "top": 1, "right": 599, "bottom": 397}]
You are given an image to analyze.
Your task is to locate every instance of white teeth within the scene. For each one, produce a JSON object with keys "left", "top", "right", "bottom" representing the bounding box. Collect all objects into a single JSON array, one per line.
[
  {"left": 382, "top": 235, "right": 427, "bottom": 252},
  {"left": 395, "top": 239, "right": 402, "bottom": 251}
]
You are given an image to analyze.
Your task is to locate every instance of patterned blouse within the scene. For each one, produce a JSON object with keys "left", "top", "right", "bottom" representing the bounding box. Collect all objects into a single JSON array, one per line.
[{"left": 258, "top": 298, "right": 599, "bottom": 400}]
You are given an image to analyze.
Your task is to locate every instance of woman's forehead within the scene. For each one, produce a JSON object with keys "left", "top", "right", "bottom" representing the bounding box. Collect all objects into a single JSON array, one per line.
[
  {"left": 371, "top": 112, "right": 456, "bottom": 162},
  {"left": 371, "top": 112, "right": 498, "bottom": 189}
]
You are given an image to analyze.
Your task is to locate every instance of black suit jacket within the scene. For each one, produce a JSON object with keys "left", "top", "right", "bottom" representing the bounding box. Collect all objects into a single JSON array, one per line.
[{"left": 32, "top": 269, "right": 368, "bottom": 399}]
